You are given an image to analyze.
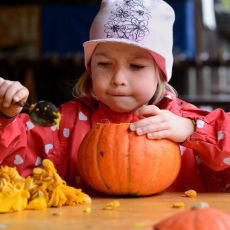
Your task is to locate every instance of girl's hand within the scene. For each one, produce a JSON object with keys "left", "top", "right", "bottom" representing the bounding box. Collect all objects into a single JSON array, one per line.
[
  {"left": 0, "top": 77, "right": 29, "bottom": 118},
  {"left": 129, "top": 105, "right": 195, "bottom": 143}
]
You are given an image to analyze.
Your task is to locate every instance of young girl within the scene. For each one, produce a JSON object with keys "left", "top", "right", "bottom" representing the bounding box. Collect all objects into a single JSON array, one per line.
[{"left": 0, "top": 0, "right": 229, "bottom": 192}]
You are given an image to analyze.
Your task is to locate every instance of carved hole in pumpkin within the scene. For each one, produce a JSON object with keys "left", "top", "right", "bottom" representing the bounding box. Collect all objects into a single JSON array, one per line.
[{"left": 100, "top": 152, "right": 104, "bottom": 157}]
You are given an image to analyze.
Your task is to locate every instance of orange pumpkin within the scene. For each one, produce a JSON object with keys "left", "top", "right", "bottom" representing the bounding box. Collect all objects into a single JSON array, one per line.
[
  {"left": 154, "top": 205, "right": 230, "bottom": 230},
  {"left": 77, "top": 123, "right": 181, "bottom": 196}
]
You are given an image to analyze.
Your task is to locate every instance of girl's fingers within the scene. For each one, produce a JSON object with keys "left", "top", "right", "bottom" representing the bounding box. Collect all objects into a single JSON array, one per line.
[
  {"left": 134, "top": 120, "right": 168, "bottom": 135},
  {"left": 0, "top": 81, "right": 28, "bottom": 107},
  {"left": 0, "top": 77, "right": 6, "bottom": 85},
  {"left": 130, "top": 105, "right": 163, "bottom": 131},
  {"left": 135, "top": 104, "right": 161, "bottom": 117},
  {"left": 130, "top": 104, "right": 194, "bottom": 142},
  {"left": 147, "top": 130, "right": 171, "bottom": 139},
  {"left": 129, "top": 113, "right": 166, "bottom": 132},
  {"left": 13, "top": 87, "right": 29, "bottom": 103},
  {"left": 0, "top": 80, "right": 11, "bottom": 98}
]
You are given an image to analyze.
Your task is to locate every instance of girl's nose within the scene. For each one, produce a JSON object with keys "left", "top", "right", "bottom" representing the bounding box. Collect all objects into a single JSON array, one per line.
[{"left": 111, "top": 68, "right": 127, "bottom": 86}]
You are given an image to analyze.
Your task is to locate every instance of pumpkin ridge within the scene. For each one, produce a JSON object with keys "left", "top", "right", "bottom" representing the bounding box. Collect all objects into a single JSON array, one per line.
[
  {"left": 126, "top": 131, "right": 143, "bottom": 195},
  {"left": 125, "top": 126, "right": 130, "bottom": 194},
  {"left": 194, "top": 208, "right": 230, "bottom": 230},
  {"left": 213, "top": 208, "right": 230, "bottom": 229},
  {"left": 196, "top": 209, "right": 212, "bottom": 229},
  {"left": 96, "top": 124, "right": 113, "bottom": 193},
  {"left": 143, "top": 140, "right": 179, "bottom": 195},
  {"left": 77, "top": 129, "right": 91, "bottom": 187},
  {"left": 98, "top": 123, "right": 129, "bottom": 194},
  {"left": 194, "top": 208, "right": 199, "bottom": 230},
  {"left": 145, "top": 140, "right": 162, "bottom": 194},
  {"left": 127, "top": 129, "right": 131, "bottom": 194},
  {"left": 88, "top": 125, "right": 107, "bottom": 191},
  {"left": 81, "top": 125, "right": 108, "bottom": 192},
  {"left": 117, "top": 124, "right": 129, "bottom": 194},
  {"left": 156, "top": 140, "right": 180, "bottom": 192},
  {"left": 132, "top": 135, "right": 155, "bottom": 195},
  {"left": 180, "top": 210, "right": 196, "bottom": 229},
  {"left": 111, "top": 123, "right": 120, "bottom": 192}
]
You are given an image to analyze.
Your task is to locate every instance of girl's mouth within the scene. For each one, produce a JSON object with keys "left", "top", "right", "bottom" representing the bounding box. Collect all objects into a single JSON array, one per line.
[{"left": 108, "top": 91, "right": 129, "bottom": 97}]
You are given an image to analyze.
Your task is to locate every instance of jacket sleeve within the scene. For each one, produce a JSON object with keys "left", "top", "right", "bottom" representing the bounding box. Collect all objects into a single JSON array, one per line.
[
  {"left": 162, "top": 97, "right": 230, "bottom": 172},
  {"left": 183, "top": 108, "right": 230, "bottom": 172},
  {"left": 0, "top": 113, "right": 61, "bottom": 177}
]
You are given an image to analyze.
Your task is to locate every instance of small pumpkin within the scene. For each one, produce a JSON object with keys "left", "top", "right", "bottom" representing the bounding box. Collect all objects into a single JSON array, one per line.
[
  {"left": 154, "top": 203, "right": 230, "bottom": 230},
  {"left": 77, "top": 123, "right": 181, "bottom": 196}
]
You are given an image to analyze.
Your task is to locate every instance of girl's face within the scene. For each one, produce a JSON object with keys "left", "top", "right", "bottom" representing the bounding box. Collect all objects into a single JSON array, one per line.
[{"left": 90, "top": 42, "right": 159, "bottom": 112}]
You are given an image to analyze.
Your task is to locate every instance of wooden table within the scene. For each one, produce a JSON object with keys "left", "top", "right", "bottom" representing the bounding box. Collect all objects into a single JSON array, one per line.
[{"left": 0, "top": 192, "right": 229, "bottom": 230}]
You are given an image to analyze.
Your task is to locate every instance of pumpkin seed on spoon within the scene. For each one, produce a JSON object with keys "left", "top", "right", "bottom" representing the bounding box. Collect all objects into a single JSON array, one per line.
[{"left": 17, "top": 100, "right": 61, "bottom": 127}]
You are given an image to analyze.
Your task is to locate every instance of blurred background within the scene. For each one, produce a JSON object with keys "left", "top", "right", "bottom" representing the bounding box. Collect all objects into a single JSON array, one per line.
[{"left": 0, "top": 0, "right": 229, "bottom": 110}]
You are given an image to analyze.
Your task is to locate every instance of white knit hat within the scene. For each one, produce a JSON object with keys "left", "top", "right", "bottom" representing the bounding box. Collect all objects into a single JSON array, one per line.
[{"left": 83, "top": 0, "right": 175, "bottom": 81}]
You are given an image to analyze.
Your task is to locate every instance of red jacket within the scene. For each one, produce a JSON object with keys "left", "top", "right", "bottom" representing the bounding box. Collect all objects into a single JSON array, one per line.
[{"left": 0, "top": 95, "right": 229, "bottom": 192}]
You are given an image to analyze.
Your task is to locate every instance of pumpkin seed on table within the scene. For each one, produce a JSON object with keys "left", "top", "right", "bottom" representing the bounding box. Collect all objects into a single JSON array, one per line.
[
  {"left": 51, "top": 212, "right": 61, "bottom": 216},
  {"left": 172, "top": 202, "right": 185, "bottom": 208},
  {"left": 83, "top": 207, "right": 92, "bottom": 213},
  {"left": 102, "top": 200, "right": 120, "bottom": 210},
  {"left": 184, "top": 189, "right": 197, "bottom": 198},
  {"left": 133, "top": 221, "right": 147, "bottom": 228}
]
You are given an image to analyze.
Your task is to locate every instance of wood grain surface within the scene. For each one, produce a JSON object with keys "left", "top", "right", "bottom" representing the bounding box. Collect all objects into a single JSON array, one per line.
[{"left": 0, "top": 192, "right": 229, "bottom": 230}]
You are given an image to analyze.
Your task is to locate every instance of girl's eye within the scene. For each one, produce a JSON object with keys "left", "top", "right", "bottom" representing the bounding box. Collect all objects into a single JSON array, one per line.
[
  {"left": 97, "top": 62, "right": 111, "bottom": 67},
  {"left": 130, "top": 64, "right": 145, "bottom": 69}
]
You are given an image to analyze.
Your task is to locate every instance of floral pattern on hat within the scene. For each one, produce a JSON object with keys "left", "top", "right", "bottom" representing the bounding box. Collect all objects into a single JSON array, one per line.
[{"left": 104, "top": 0, "right": 151, "bottom": 42}]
